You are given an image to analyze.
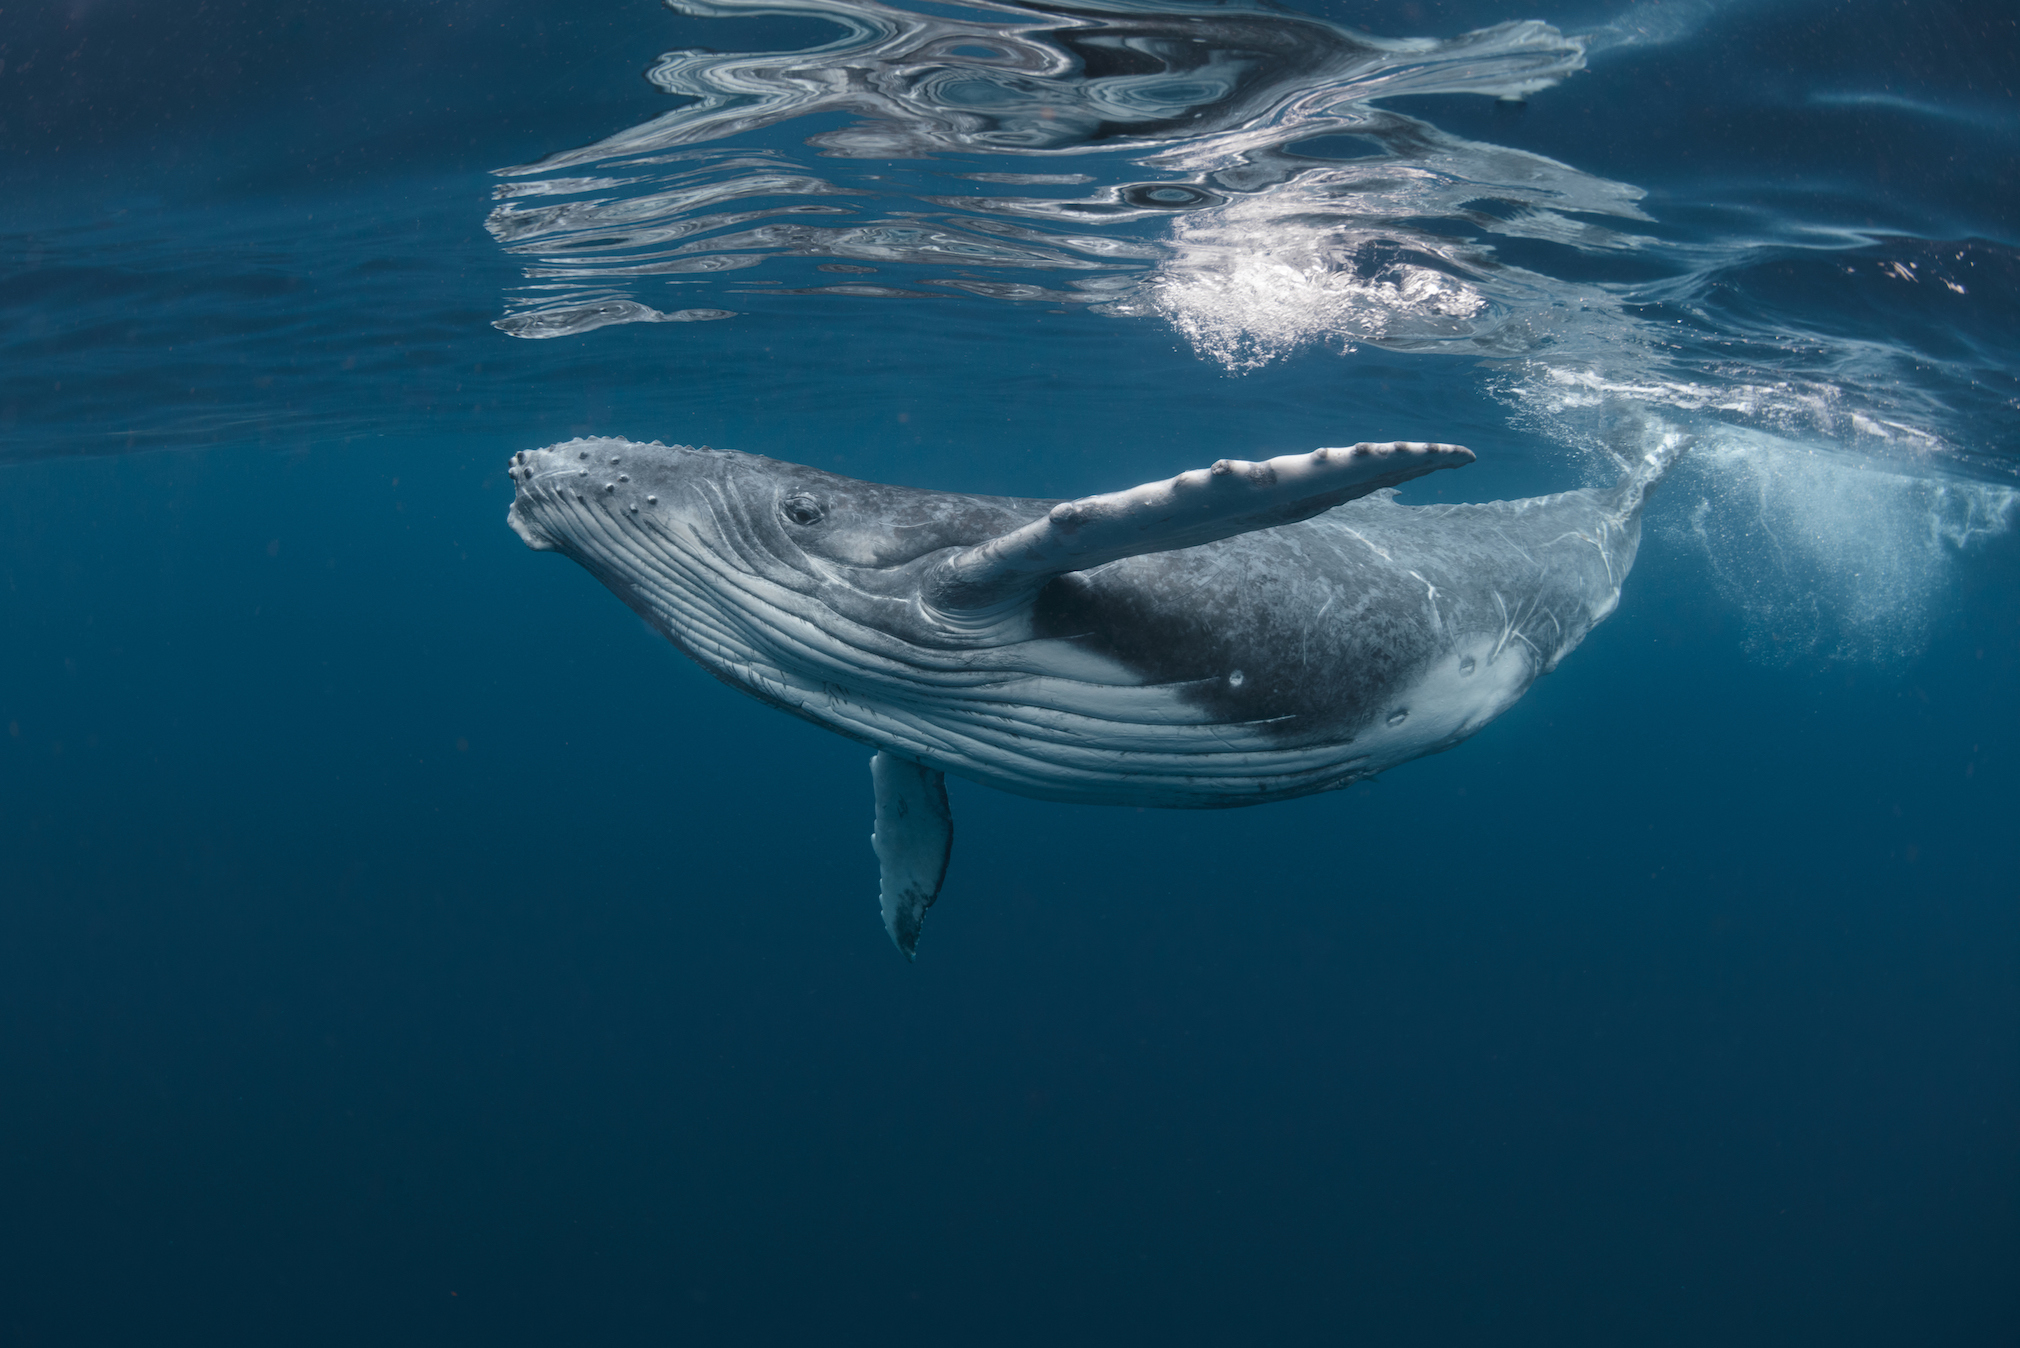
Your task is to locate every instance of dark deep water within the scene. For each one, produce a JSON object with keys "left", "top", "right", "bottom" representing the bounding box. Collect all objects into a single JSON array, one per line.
[{"left": 4, "top": 1, "right": 2017, "bottom": 1343}]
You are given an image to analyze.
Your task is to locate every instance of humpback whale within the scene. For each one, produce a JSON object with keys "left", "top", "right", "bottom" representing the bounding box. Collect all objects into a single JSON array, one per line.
[{"left": 508, "top": 436, "right": 1671, "bottom": 956}]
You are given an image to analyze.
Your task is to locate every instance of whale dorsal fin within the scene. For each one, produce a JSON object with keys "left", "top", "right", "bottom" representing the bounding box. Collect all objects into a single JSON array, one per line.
[{"left": 926, "top": 441, "right": 1474, "bottom": 614}]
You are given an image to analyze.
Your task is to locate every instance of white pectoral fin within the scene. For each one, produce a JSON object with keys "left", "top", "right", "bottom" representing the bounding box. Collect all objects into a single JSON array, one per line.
[
  {"left": 925, "top": 441, "right": 1473, "bottom": 614},
  {"left": 871, "top": 751, "right": 953, "bottom": 960}
]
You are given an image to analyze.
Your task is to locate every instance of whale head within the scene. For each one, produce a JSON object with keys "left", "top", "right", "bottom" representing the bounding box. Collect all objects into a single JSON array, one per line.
[{"left": 506, "top": 437, "right": 1053, "bottom": 670}]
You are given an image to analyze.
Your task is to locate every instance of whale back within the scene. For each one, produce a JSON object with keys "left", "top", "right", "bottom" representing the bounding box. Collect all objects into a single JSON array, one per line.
[{"left": 1029, "top": 479, "right": 1646, "bottom": 748}]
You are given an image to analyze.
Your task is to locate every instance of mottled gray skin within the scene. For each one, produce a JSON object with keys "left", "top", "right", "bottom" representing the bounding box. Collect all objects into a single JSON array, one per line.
[{"left": 507, "top": 437, "right": 1661, "bottom": 810}]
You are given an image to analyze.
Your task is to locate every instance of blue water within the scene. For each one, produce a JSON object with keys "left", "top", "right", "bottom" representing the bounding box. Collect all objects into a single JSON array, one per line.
[{"left": 4, "top": 1, "right": 2016, "bottom": 1343}]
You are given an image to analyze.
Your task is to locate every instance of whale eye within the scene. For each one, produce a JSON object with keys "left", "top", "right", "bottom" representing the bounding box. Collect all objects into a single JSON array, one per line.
[{"left": 781, "top": 493, "right": 825, "bottom": 527}]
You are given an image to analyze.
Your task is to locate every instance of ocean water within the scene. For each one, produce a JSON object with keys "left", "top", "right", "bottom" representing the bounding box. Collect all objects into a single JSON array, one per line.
[{"left": 3, "top": 0, "right": 2016, "bottom": 1342}]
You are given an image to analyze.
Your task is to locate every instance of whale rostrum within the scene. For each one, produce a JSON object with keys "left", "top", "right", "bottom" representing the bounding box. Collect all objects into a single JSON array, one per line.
[{"left": 508, "top": 436, "right": 1672, "bottom": 957}]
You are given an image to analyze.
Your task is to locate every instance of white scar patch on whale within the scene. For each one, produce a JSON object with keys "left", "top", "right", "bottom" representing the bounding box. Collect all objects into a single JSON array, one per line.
[{"left": 509, "top": 434, "right": 1678, "bottom": 957}]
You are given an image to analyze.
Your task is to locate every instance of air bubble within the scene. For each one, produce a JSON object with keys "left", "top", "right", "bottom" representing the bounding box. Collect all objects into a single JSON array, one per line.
[
  {"left": 1386, "top": 709, "right": 1408, "bottom": 727},
  {"left": 646, "top": 495, "right": 657, "bottom": 505},
  {"left": 1459, "top": 656, "right": 1475, "bottom": 676},
  {"left": 604, "top": 483, "right": 615, "bottom": 492},
  {"left": 1228, "top": 670, "right": 1245, "bottom": 687},
  {"left": 1682, "top": 433, "right": 2020, "bottom": 665},
  {"left": 578, "top": 451, "right": 588, "bottom": 460},
  {"left": 618, "top": 474, "right": 629, "bottom": 483}
]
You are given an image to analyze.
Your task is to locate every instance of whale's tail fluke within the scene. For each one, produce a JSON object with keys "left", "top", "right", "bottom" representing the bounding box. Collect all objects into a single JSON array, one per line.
[{"left": 1602, "top": 409, "right": 1694, "bottom": 525}]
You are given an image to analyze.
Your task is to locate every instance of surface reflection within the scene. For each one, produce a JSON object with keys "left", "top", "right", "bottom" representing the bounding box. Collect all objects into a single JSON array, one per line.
[
  {"left": 487, "top": 0, "right": 1638, "bottom": 362},
  {"left": 485, "top": 0, "right": 2020, "bottom": 500}
]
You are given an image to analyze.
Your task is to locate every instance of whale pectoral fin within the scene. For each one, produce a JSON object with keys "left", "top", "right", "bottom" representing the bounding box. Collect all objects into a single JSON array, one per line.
[
  {"left": 870, "top": 751, "right": 953, "bottom": 961},
  {"left": 925, "top": 441, "right": 1473, "bottom": 613}
]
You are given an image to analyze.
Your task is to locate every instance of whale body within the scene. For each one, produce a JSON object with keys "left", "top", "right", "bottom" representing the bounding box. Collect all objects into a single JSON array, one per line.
[{"left": 507, "top": 436, "right": 1668, "bottom": 956}]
